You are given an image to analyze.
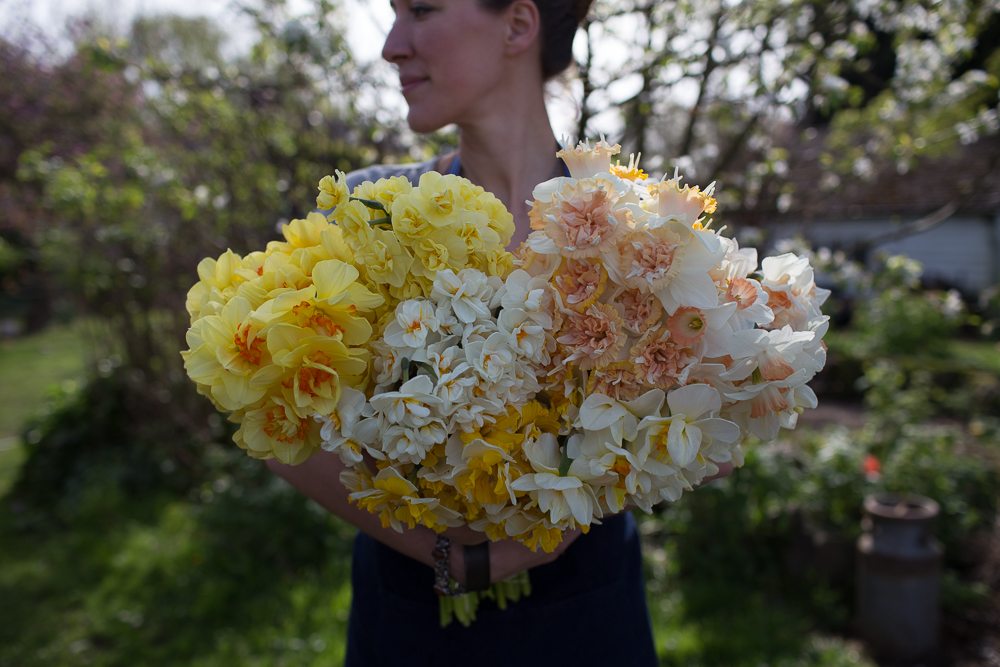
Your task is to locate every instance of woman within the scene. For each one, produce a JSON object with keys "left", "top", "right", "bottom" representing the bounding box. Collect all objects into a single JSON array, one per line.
[{"left": 267, "top": 1, "right": 659, "bottom": 664}]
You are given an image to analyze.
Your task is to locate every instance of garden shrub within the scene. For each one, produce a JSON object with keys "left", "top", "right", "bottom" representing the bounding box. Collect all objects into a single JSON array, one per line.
[{"left": 9, "top": 371, "right": 227, "bottom": 518}]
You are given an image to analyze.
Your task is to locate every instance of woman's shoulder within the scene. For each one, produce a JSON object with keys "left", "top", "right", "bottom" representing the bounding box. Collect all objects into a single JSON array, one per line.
[{"left": 345, "top": 154, "right": 450, "bottom": 190}]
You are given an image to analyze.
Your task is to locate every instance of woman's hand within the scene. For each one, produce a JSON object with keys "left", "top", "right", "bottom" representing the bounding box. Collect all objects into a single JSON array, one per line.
[
  {"left": 487, "top": 530, "right": 581, "bottom": 584},
  {"left": 699, "top": 461, "right": 735, "bottom": 486}
]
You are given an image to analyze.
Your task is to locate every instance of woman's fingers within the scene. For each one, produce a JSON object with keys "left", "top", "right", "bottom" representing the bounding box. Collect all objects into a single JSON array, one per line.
[{"left": 489, "top": 527, "right": 583, "bottom": 581}]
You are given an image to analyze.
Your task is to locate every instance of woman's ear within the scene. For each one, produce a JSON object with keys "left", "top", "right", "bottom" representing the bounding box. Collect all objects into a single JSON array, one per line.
[{"left": 504, "top": 0, "right": 541, "bottom": 56}]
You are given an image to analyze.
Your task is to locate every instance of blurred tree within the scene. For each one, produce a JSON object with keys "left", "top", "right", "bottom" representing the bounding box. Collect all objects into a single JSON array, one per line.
[
  {"left": 0, "top": 34, "right": 131, "bottom": 331},
  {"left": 12, "top": 0, "right": 402, "bottom": 479},
  {"left": 576, "top": 0, "right": 999, "bottom": 215}
]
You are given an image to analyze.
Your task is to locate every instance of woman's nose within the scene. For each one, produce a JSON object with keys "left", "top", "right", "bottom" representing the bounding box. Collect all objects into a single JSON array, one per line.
[{"left": 381, "top": 19, "right": 411, "bottom": 64}]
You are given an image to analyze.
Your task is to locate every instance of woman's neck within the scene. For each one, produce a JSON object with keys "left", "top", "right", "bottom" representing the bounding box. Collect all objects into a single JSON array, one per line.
[{"left": 455, "top": 94, "right": 560, "bottom": 249}]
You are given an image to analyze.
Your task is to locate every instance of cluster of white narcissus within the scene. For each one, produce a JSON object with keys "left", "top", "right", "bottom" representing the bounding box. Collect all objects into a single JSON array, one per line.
[{"left": 319, "top": 268, "right": 578, "bottom": 550}]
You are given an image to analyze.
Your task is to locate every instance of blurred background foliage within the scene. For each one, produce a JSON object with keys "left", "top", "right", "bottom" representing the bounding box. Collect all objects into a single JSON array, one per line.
[{"left": 0, "top": 0, "right": 997, "bottom": 664}]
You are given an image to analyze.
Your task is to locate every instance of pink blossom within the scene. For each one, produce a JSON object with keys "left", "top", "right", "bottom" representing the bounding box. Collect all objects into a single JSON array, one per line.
[
  {"left": 631, "top": 327, "right": 698, "bottom": 390},
  {"left": 620, "top": 288, "right": 664, "bottom": 335},
  {"left": 557, "top": 302, "right": 627, "bottom": 370},
  {"left": 553, "top": 257, "right": 607, "bottom": 310}
]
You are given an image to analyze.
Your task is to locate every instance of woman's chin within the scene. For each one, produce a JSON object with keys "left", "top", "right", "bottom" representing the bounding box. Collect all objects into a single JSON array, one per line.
[{"left": 406, "top": 109, "right": 453, "bottom": 135}]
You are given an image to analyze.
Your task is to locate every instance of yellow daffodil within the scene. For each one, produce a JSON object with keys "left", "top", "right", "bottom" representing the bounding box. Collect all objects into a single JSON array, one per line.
[
  {"left": 278, "top": 211, "right": 330, "bottom": 250},
  {"left": 233, "top": 394, "right": 322, "bottom": 464},
  {"left": 351, "top": 467, "right": 461, "bottom": 532},
  {"left": 332, "top": 199, "right": 378, "bottom": 249},
  {"left": 181, "top": 295, "right": 283, "bottom": 411},
  {"left": 361, "top": 229, "right": 415, "bottom": 290},
  {"left": 186, "top": 249, "right": 245, "bottom": 322},
  {"left": 316, "top": 170, "right": 350, "bottom": 211}
]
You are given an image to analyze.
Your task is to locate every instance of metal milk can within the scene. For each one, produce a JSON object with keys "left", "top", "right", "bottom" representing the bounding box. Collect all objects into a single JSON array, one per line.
[{"left": 856, "top": 493, "right": 942, "bottom": 661}]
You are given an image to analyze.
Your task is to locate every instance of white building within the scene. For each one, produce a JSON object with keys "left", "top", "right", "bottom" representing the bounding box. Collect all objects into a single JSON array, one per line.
[{"left": 730, "top": 134, "right": 1000, "bottom": 295}]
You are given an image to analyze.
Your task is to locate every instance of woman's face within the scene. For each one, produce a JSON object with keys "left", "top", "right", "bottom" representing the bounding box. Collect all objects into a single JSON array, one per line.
[{"left": 383, "top": 0, "right": 513, "bottom": 133}]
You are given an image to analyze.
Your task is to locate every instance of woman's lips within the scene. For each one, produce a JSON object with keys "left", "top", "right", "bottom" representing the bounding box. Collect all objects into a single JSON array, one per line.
[{"left": 400, "top": 77, "right": 428, "bottom": 94}]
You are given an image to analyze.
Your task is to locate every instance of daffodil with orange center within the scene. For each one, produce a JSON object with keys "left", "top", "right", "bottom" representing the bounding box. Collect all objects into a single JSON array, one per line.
[
  {"left": 586, "top": 361, "right": 647, "bottom": 402},
  {"left": 556, "top": 302, "right": 628, "bottom": 370},
  {"left": 648, "top": 176, "right": 717, "bottom": 227},
  {"left": 532, "top": 181, "right": 624, "bottom": 259},
  {"left": 182, "top": 295, "right": 283, "bottom": 412},
  {"left": 666, "top": 307, "right": 708, "bottom": 347},
  {"left": 552, "top": 257, "right": 607, "bottom": 311},
  {"left": 267, "top": 325, "right": 370, "bottom": 417},
  {"left": 234, "top": 394, "right": 323, "bottom": 464},
  {"left": 630, "top": 326, "right": 698, "bottom": 391},
  {"left": 619, "top": 288, "right": 664, "bottom": 335}
]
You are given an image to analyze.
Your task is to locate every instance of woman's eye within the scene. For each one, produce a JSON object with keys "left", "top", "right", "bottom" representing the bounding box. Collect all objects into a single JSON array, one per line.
[{"left": 411, "top": 4, "right": 434, "bottom": 17}]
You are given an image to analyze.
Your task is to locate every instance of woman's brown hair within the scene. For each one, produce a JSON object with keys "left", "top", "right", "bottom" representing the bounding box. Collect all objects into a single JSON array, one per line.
[{"left": 479, "top": 0, "right": 593, "bottom": 79}]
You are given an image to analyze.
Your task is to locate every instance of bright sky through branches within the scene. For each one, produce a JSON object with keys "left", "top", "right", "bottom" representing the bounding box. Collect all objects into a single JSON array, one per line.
[{"left": 0, "top": 0, "right": 587, "bottom": 138}]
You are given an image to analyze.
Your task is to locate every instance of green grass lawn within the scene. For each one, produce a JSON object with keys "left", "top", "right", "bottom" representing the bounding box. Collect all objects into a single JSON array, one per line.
[
  {"left": 0, "top": 323, "right": 89, "bottom": 496},
  {"left": 0, "top": 465, "right": 356, "bottom": 666}
]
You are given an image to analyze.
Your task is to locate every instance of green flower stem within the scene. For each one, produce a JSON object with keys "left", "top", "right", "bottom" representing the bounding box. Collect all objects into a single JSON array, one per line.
[
  {"left": 438, "top": 571, "right": 532, "bottom": 628},
  {"left": 348, "top": 196, "right": 388, "bottom": 214}
]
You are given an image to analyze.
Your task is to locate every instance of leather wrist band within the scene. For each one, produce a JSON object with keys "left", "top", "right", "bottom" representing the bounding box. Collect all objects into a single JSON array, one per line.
[{"left": 463, "top": 541, "right": 491, "bottom": 593}]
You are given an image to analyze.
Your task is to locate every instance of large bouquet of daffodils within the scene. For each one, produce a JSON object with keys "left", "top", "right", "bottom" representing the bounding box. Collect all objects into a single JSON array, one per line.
[
  {"left": 182, "top": 140, "right": 828, "bottom": 617},
  {"left": 318, "top": 141, "right": 828, "bottom": 556}
]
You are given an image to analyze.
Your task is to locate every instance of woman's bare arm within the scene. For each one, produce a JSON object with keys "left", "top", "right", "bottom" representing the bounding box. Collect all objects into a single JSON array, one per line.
[{"left": 265, "top": 451, "right": 579, "bottom": 585}]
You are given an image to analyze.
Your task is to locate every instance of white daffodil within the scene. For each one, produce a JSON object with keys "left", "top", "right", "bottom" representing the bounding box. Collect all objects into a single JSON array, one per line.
[
  {"left": 318, "top": 387, "right": 380, "bottom": 464},
  {"left": 725, "top": 325, "right": 820, "bottom": 383},
  {"left": 465, "top": 332, "right": 515, "bottom": 383},
  {"left": 724, "top": 380, "right": 818, "bottom": 441},
  {"left": 381, "top": 423, "right": 441, "bottom": 464},
  {"left": 412, "top": 418, "right": 449, "bottom": 447},
  {"left": 434, "top": 365, "right": 476, "bottom": 409},
  {"left": 371, "top": 339, "right": 404, "bottom": 389},
  {"left": 498, "top": 307, "right": 548, "bottom": 360},
  {"left": 500, "top": 270, "right": 553, "bottom": 322},
  {"left": 635, "top": 384, "right": 740, "bottom": 469},
  {"left": 425, "top": 343, "right": 465, "bottom": 378},
  {"left": 510, "top": 435, "right": 602, "bottom": 527},
  {"left": 384, "top": 299, "right": 439, "bottom": 349},
  {"left": 319, "top": 427, "right": 365, "bottom": 466},
  {"left": 504, "top": 362, "right": 543, "bottom": 406},
  {"left": 448, "top": 393, "right": 504, "bottom": 433},
  {"left": 431, "top": 268, "right": 493, "bottom": 323},
  {"left": 434, "top": 302, "right": 462, "bottom": 337},
  {"left": 577, "top": 389, "right": 665, "bottom": 445},
  {"left": 712, "top": 237, "right": 758, "bottom": 281},
  {"left": 760, "top": 253, "right": 832, "bottom": 331},
  {"left": 555, "top": 138, "right": 622, "bottom": 179},
  {"left": 368, "top": 375, "right": 442, "bottom": 428},
  {"left": 320, "top": 412, "right": 382, "bottom": 465},
  {"left": 524, "top": 229, "right": 561, "bottom": 256},
  {"left": 647, "top": 174, "right": 717, "bottom": 227},
  {"left": 328, "top": 387, "right": 369, "bottom": 434},
  {"left": 610, "top": 220, "right": 724, "bottom": 315}
]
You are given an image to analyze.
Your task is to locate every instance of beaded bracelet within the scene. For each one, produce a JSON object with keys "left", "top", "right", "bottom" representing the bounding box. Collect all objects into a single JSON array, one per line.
[{"left": 432, "top": 535, "right": 465, "bottom": 597}]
